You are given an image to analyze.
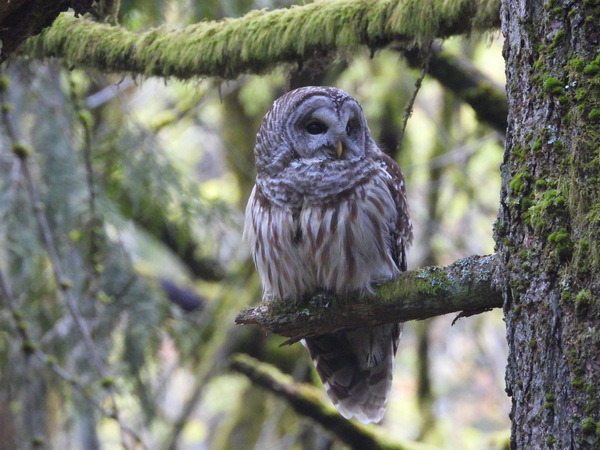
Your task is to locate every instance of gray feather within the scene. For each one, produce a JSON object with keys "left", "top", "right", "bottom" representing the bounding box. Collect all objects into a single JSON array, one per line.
[{"left": 244, "top": 86, "right": 412, "bottom": 423}]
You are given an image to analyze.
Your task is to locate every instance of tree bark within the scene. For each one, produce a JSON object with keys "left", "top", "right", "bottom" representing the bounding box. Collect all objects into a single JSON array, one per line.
[{"left": 498, "top": 1, "right": 600, "bottom": 448}]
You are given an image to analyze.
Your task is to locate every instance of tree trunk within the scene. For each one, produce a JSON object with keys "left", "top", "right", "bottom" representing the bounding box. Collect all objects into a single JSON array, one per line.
[{"left": 498, "top": 1, "right": 600, "bottom": 448}]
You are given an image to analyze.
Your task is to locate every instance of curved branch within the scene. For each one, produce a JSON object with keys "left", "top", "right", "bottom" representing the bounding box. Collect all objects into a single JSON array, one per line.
[
  {"left": 229, "top": 354, "right": 436, "bottom": 450},
  {"left": 235, "top": 254, "right": 501, "bottom": 343},
  {"left": 22, "top": 0, "right": 500, "bottom": 79}
]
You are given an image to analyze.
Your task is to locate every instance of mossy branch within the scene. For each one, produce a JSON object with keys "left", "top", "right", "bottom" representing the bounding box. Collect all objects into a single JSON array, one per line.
[
  {"left": 235, "top": 254, "right": 501, "bottom": 343},
  {"left": 229, "top": 354, "right": 437, "bottom": 450},
  {"left": 23, "top": 0, "right": 500, "bottom": 80}
]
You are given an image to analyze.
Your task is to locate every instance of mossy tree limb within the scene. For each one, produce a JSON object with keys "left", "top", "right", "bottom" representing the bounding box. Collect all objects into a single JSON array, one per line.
[
  {"left": 229, "top": 354, "right": 437, "bottom": 450},
  {"left": 235, "top": 254, "right": 501, "bottom": 343},
  {"left": 23, "top": 0, "right": 500, "bottom": 80}
]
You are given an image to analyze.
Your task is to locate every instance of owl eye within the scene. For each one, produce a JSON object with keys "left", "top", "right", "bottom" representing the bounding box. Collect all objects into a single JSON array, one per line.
[
  {"left": 346, "top": 119, "right": 358, "bottom": 135},
  {"left": 305, "top": 120, "right": 328, "bottom": 135}
]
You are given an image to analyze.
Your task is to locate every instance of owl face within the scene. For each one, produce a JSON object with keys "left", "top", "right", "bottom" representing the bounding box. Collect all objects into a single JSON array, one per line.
[
  {"left": 254, "top": 87, "right": 373, "bottom": 177},
  {"left": 283, "top": 91, "right": 367, "bottom": 162}
]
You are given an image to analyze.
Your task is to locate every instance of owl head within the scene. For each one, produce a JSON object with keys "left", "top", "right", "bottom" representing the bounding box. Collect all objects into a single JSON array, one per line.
[{"left": 254, "top": 86, "right": 375, "bottom": 176}]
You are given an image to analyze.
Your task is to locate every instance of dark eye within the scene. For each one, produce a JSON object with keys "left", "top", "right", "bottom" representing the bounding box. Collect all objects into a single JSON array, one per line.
[
  {"left": 305, "top": 120, "right": 327, "bottom": 135},
  {"left": 346, "top": 119, "right": 358, "bottom": 134}
]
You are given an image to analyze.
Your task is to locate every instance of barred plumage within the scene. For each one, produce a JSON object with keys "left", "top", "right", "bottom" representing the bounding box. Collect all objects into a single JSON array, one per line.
[{"left": 244, "top": 86, "right": 412, "bottom": 423}]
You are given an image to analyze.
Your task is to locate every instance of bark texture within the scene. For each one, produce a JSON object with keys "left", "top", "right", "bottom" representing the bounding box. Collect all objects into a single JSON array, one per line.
[
  {"left": 498, "top": 1, "right": 600, "bottom": 448},
  {"left": 236, "top": 254, "right": 501, "bottom": 343}
]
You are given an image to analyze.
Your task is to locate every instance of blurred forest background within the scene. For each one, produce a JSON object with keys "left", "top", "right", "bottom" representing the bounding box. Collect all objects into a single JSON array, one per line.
[{"left": 0, "top": 1, "right": 509, "bottom": 449}]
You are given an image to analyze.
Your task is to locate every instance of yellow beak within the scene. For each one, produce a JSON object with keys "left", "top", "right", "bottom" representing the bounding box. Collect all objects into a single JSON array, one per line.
[{"left": 336, "top": 141, "right": 343, "bottom": 158}]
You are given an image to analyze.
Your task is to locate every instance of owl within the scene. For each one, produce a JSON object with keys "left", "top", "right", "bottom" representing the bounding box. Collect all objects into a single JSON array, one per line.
[{"left": 244, "top": 86, "right": 412, "bottom": 424}]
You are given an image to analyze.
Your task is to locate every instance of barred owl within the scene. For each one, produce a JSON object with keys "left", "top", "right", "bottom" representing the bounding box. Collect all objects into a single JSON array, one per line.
[{"left": 244, "top": 86, "right": 412, "bottom": 424}]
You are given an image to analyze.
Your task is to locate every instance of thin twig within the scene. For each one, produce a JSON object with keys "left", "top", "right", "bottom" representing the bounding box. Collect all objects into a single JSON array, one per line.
[
  {"left": 398, "top": 45, "right": 431, "bottom": 149},
  {"left": 71, "top": 75, "right": 102, "bottom": 290}
]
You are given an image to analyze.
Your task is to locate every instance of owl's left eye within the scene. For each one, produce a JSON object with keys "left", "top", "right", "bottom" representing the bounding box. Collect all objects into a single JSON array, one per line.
[
  {"left": 305, "top": 120, "right": 328, "bottom": 135},
  {"left": 346, "top": 119, "right": 359, "bottom": 135}
]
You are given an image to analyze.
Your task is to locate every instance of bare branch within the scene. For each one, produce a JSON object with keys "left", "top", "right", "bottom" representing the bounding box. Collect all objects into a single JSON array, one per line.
[{"left": 235, "top": 254, "right": 501, "bottom": 343}]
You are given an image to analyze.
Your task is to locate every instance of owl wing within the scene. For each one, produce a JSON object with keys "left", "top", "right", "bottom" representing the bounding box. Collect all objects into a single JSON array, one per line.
[
  {"left": 303, "top": 153, "right": 411, "bottom": 424},
  {"left": 378, "top": 152, "right": 412, "bottom": 271}
]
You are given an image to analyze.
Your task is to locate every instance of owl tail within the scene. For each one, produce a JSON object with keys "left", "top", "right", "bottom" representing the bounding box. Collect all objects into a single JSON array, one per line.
[{"left": 302, "top": 323, "right": 401, "bottom": 424}]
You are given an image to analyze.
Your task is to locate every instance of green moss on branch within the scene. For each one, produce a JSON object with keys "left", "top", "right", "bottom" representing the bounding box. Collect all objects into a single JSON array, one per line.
[
  {"left": 23, "top": 0, "right": 500, "bottom": 79},
  {"left": 235, "top": 254, "right": 501, "bottom": 343}
]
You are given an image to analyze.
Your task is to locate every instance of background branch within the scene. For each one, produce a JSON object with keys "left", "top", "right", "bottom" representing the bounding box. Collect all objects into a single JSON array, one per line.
[
  {"left": 229, "top": 354, "right": 436, "bottom": 450},
  {"left": 21, "top": 0, "right": 500, "bottom": 79},
  {"left": 235, "top": 254, "right": 501, "bottom": 343},
  {"left": 401, "top": 42, "right": 507, "bottom": 133}
]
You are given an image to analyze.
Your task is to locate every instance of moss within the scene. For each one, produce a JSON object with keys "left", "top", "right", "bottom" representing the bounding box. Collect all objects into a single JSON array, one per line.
[
  {"left": 12, "top": 142, "right": 32, "bottom": 159},
  {"left": 545, "top": 435, "right": 557, "bottom": 445},
  {"left": 100, "top": 377, "right": 115, "bottom": 388},
  {"left": 568, "top": 58, "right": 586, "bottom": 71},
  {"left": 582, "top": 417, "right": 596, "bottom": 433},
  {"left": 22, "top": 1, "right": 503, "bottom": 80},
  {"left": 571, "top": 377, "right": 584, "bottom": 388},
  {"left": 21, "top": 340, "right": 36, "bottom": 354},
  {"left": 588, "top": 109, "right": 600, "bottom": 121},
  {"left": 509, "top": 172, "right": 528, "bottom": 195},
  {"left": 59, "top": 278, "right": 73, "bottom": 290},
  {"left": 549, "top": 29, "right": 565, "bottom": 50},
  {"left": 528, "top": 339, "right": 538, "bottom": 349},
  {"left": 548, "top": 228, "right": 572, "bottom": 259},
  {"left": 584, "top": 62, "right": 600, "bottom": 76},
  {"left": 31, "top": 436, "right": 44, "bottom": 447},
  {"left": 543, "top": 77, "right": 563, "bottom": 94},
  {"left": 0, "top": 76, "right": 9, "bottom": 92},
  {"left": 76, "top": 109, "right": 94, "bottom": 129},
  {"left": 575, "top": 289, "right": 592, "bottom": 307},
  {"left": 524, "top": 189, "right": 569, "bottom": 231}
]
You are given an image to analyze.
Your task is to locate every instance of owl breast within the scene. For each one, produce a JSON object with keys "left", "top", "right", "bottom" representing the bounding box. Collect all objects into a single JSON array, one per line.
[{"left": 245, "top": 165, "right": 400, "bottom": 302}]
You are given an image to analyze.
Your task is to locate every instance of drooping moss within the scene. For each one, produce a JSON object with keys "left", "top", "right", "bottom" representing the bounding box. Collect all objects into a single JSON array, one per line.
[{"left": 22, "top": 0, "right": 502, "bottom": 80}]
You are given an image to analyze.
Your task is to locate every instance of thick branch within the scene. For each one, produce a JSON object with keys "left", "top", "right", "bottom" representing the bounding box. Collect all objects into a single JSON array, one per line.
[
  {"left": 402, "top": 43, "right": 508, "bottom": 133},
  {"left": 0, "top": 0, "right": 93, "bottom": 60},
  {"left": 22, "top": 0, "right": 500, "bottom": 79},
  {"left": 235, "top": 254, "right": 501, "bottom": 343},
  {"left": 229, "top": 354, "right": 435, "bottom": 450}
]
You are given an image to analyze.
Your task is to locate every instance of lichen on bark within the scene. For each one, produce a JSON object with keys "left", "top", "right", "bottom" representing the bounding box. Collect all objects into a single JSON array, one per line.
[{"left": 498, "top": 1, "right": 600, "bottom": 447}]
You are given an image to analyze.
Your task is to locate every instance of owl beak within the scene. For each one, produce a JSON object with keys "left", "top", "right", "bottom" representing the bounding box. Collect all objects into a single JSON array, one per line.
[{"left": 336, "top": 141, "right": 343, "bottom": 158}]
